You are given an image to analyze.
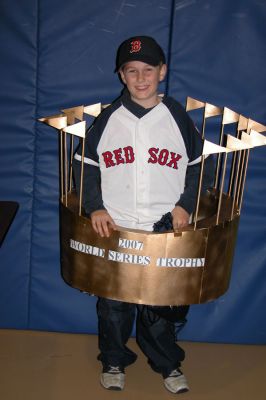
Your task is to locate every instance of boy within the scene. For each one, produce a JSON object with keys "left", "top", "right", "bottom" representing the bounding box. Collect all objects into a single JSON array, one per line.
[{"left": 73, "top": 35, "right": 213, "bottom": 394}]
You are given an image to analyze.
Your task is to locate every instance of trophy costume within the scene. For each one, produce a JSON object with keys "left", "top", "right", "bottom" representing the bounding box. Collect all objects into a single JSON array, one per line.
[{"left": 72, "top": 89, "right": 214, "bottom": 375}]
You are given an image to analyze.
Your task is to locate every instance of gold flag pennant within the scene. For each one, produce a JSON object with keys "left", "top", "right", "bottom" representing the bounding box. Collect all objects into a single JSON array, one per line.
[
  {"left": 62, "top": 121, "right": 86, "bottom": 138},
  {"left": 38, "top": 114, "right": 68, "bottom": 130},
  {"left": 202, "top": 139, "right": 229, "bottom": 155},
  {"left": 83, "top": 103, "right": 102, "bottom": 117},
  {"left": 61, "top": 105, "right": 84, "bottom": 123},
  {"left": 186, "top": 96, "right": 205, "bottom": 111},
  {"left": 248, "top": 130, "right": 266, "bottom": 147},
  {"left": 204, "top": 103, "right": 223, "bottom": 118},
  {"left": 226, "top": 134, "right": 253, "bottom": 151},
  {"left": 222, "top": 107, "right": 239, "bottom": 124},
  {"left": 247, "top": 119, "right": 266, "bottom": 133},
  {"left": 241, "top": 131, "right": 255, "bottom": 146},
  {"left": 237, "top": 115, "right": 249, "bottom": 131}
]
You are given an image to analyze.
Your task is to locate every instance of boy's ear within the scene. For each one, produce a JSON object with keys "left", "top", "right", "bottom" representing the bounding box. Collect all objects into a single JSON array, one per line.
[
  {"left": 159, "top": 64, "right": 167, "bottom": 82},
  {"left": 119, "top": 69, "right": 126, "bottom": 85}
]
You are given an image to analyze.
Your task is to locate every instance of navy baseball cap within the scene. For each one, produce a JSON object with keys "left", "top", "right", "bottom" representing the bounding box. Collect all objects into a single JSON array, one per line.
[{"left": 115, "top": 36, "right": 166, "bottom": 71}]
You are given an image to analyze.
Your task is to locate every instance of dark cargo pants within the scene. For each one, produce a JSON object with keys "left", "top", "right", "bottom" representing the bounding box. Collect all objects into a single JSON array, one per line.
[{"left": 97, "top": 297, "right": 189, "bottom": 377}]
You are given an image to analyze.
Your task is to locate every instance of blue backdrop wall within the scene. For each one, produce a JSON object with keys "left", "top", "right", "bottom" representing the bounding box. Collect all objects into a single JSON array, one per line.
[{"left": 0, "top": 0, "right": 265, "bottom": 344}]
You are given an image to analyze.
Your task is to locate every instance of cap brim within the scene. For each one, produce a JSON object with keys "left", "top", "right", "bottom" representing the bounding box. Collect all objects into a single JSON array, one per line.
[{"left": 116, "top": 54, "right": 162, "bottom": 72}]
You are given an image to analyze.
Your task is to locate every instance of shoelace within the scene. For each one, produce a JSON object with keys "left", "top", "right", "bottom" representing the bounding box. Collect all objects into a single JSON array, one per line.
[
  {"left": 108, "top": 366, "right": 122, "bottom": 374},
  {"left": 168, "top": 369, "right": 182, "bottom": 378}
]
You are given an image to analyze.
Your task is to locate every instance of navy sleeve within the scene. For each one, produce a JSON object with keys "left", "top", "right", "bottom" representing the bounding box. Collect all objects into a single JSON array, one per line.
[
  {"left": 164, "top": 96, "right": 214, "bottom": 214},
  {"left": 164, "top": 97, "right": 203, "bottom": 162},
  {"left": 72, "top": 99, "right": 122, "bottom": 215},
  {"left": 72, "top": 158, "right": 105, "bottom": 215},
  {"left": 75, "top": 98, "right": 122, "bottom": 163}
]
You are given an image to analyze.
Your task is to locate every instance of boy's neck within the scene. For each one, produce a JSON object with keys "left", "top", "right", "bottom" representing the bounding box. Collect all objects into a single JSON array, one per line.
[{"left": 129, "top": 94, "right": 162, "bottom": 109}]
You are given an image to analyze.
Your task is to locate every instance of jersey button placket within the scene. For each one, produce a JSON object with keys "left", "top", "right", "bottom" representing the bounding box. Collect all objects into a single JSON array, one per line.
[{"left": 136, "top": 120, "right": 149, "bottom": 221}]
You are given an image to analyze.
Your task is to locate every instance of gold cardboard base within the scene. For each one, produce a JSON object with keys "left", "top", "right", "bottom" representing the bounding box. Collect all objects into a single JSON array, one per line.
[{"left": 60, "top": 191, "right": 239, "bottom": 305}]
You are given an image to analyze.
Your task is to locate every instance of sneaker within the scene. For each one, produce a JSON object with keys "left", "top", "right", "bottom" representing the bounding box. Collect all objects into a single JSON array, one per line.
[
  {"left": 164, "top": 369, "right": 189, "bottom": 394},
  {"left": 100, "top": 366, "right": 125, "bottom": 391}
]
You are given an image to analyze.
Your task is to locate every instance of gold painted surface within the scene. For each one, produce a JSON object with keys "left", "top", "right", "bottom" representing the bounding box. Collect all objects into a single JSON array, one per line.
[
  {"left": 186, "top": 97, "right": 205, "bottom": 111},
  {"left": 61, "top": 105, "right": 84, "bottom": 123},
  {"left": 247, "top": 119, "right": 266, "bottom": 133},
  {"left": 38, "top": 114, "right": 68, "bottom": 130},
  {"left": 238, "top": 115, "right": 249, "bottom": 132},
  {"left": 202, "top": 140, "right": 228, "bottom": 155},
  {"left": 226, "top": 134, "right": 253, "bottom": 151},
  {"left": 241, "top": 132, "right": 254, "bottom": 146},
  {"left": 249, "top": 130, "right": 266, "bottom": 146},
  {"left": 222, "top": 107, "right": 239, "bottom": 124},
  {"left": 60, "top": 192, "right": 236, "bottom": 305},
  {"left": 204, "top": 103, "right": 223, "bottom": 118},
  {"left": 63, "top": 121, "right": 86, "bottom": 138},
  {"left": 199, "top": 217, "right": 239, "bottom": 302},
  {"left": 83, "top": 103, "right": 102, "bottom": 117}
]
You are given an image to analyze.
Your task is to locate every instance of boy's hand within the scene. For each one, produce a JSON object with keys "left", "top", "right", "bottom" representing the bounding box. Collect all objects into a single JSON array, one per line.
[
  {"left": 171, "top": 206, "right": 190, "bottom": 231},
  {"left": 90, "top": 210, "right": 116, "bottom": 238}
]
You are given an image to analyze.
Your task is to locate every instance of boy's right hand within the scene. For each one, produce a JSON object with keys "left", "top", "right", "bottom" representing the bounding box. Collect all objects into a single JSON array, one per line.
[{"left": 90, "top": 209, "right": 116, "bottom": 238}]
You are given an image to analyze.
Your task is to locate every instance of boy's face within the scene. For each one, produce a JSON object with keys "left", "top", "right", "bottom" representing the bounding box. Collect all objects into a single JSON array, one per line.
[{"left": 119, "top": 61, "right": 167, "bottom": 109}]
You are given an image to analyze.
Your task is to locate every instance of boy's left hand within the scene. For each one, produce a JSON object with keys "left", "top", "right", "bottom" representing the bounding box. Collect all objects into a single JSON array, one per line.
[{"left": 171, "top": 206, "right": 190, "bottom": 231}]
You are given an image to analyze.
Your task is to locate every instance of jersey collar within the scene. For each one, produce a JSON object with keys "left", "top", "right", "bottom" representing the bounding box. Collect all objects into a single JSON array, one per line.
[{"left": 121, "top": 88, "right": 160, "bottom": 119}]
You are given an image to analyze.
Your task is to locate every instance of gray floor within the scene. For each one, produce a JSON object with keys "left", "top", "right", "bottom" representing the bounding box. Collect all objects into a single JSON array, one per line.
[{"left": 0, "top": 329, "right": 265, "bottom": 400}]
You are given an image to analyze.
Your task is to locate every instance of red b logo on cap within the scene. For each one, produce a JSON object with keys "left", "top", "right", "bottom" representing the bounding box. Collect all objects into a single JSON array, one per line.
[{"left": 130, "top": 40, "right": 141, "bottom": 53}]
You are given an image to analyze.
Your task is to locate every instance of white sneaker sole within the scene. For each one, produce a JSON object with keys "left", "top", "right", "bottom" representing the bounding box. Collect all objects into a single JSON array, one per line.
[
  {"left": 164, "top": 375, "right": 189, "bottom": 394},
  {"left": 100, "top": 373, "right": 125, "bottom": 391}
]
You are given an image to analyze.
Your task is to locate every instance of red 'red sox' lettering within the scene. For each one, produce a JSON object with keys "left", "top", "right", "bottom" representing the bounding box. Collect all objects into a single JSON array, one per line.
[
  {"left": 102, "top": 146, "right": 182, "bottom": 169},
  {"left": 148, "top": 148, "right": 182, "bottom": 169},
  {"left": 102, "top": 146, "right": 135, "bottom": 168}
]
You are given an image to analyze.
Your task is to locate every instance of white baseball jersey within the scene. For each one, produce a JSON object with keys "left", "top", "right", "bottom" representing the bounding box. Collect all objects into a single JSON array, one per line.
[{"left": 74, "top": 90, "right": 204, "bottom": 231}]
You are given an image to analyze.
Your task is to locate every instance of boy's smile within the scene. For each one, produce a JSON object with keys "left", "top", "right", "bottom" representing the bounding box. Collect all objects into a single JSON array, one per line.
[{"left": 120, "top": 61, "right": 167, "bottom": 109}]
